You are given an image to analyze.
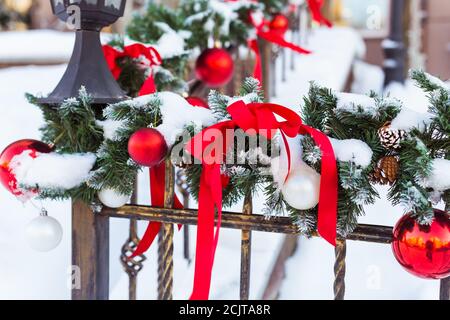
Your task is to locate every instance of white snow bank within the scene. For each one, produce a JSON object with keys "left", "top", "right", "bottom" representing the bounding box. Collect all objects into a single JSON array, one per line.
[
  {"left": 351, "top": 61, "right": 385, "bottom": 95},
  {"left": 330, "top": 138, "right": 373, "bottom": 168},
  {"left": 0, "top": 30, "right": 113, "bottom": 64},
  {"left": 11, "top": 151, "right": 96, "bottom": 190}
]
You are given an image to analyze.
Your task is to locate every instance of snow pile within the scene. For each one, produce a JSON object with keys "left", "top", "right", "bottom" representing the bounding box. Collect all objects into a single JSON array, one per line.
[
  {"left": 153, "top": 23, "right": 191, "bottom": 59},
  {"left": 390, "top": 108, "right": 432, "bottom": 132},
  {"left": 157, "top": 92, "right": 216, "bottom": 145},
  {"left": 96, "top": 119, "right": 124, "bottom": 141},
  {"left": 421, "top": 159, "right": 450, "bottom": 192},
  {"left": 335, "top": 92, "right": 377, "bottom": 115},
  {"left": 330, "top": 138, "right": 373, "bottom": 168},
  {"left": 10, "top": 151, "right": 96, "bottom": 190},
  {"left": 384, "top": 80, "right": 429, "bottom": 113}
]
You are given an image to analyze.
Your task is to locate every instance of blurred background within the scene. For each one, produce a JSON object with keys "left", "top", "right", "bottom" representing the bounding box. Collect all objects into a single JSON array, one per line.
[{"left": 0, "top": 0, "right": 448, "bottom": 78}]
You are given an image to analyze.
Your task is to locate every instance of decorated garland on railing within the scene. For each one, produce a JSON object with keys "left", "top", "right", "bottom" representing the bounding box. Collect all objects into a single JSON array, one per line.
[{"left": 1, "top": 70, "right": 449, "bottom": 294}]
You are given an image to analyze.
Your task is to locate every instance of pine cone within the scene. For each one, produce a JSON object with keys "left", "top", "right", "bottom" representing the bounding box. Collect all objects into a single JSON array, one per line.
[
  {"left": 370, "top": 156, "right": 399, "bottom": 185},
  {"left": 378, "top": 122, "right": 406, "bottom": 150}
]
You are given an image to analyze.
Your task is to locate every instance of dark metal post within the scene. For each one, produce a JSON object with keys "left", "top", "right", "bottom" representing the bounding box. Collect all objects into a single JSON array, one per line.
[
  {"left": 383, "top": 0, "right": 406, "bottom": 86},
  {"left": 440, "top": 277, "right": 450, "bottom": 300},
  {"left": 259, "top": 39, "right": 271, "bottom": 98},
  {"left": 72, "top": 200, "right": 109, "bottom": 300}
]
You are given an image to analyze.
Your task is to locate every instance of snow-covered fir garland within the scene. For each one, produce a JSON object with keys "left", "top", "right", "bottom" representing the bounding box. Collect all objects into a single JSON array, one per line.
[{"left": 20, "top": 71, "right": 450, "bottom": 236}]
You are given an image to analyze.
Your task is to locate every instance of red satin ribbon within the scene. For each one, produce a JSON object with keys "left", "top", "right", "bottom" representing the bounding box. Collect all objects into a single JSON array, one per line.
[
  {"left": 307, "top": 0, "right": 333, "bottom": 28},
  {"left": 186, "top": 100, "right": 338, "bottom": 299},
  {"left": 103, "top": 43, "right": 162, "bottom": 96},
  {"left": 248, "top": 13, "right": 311, "bottom": 85},
  {"left": 130, "top": 162, "right": 184, "bottom": 259}
]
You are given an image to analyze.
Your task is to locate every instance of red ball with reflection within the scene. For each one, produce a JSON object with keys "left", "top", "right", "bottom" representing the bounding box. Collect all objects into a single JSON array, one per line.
[
  {"left": 269, "top": 14, "right": 289, "bottom": 36},
  {"left": 128, "top": 128, "right": 168, "bottom": 167},
  {"left": 0, "top": 139, "right": 52, "bottom": 196},
  {"left": 195, "top": 48, "right": 234, "bottom": 88},
  {"left": 186, "top": 96, "right": 209, "bottom": 109},
  {"left": 392, "top": 209, "right": 450, "bottom": 279}
]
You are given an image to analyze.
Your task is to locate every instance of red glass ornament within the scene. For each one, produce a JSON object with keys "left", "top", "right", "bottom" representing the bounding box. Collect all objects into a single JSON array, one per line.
[
  {"left": 392, "top": 209, "right": 450, "bottom": 279},
  {"left": 0, "top": 139, "right": 52, "bottom": 196},
  {"left": 269, "top": 14, "right": 290, "bottom": 36},
  {"left": 195, "top": 48, "right": 234, "bottom": 88},
  {"left": 186, "top": 96, "right": 209, "bottom": 109},
  {"left": 128, "top": 128, "right": 168, "bottom": 167}
]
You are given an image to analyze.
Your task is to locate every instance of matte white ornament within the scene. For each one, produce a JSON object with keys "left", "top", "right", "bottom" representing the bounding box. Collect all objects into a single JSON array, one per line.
[
  {"left": 98, "top": 188, "right": 131, "bottom": 208},
  {"left": 25, "top": 210, "right": 63, "bottom": 252},
  {"left": 282, "top": 164, "right": 321, "bottom": 210}
]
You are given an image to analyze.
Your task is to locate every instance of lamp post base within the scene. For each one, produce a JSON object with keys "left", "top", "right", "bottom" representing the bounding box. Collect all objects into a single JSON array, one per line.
[{"left": 37, "top": 30, "right": 126, "bottom": 106}]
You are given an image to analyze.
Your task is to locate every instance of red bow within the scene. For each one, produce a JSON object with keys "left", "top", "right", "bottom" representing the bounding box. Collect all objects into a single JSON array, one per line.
[
  {"left": 307, "top": 0, "right": 332, "bottom": 28},
  {"left": 248, "top": 13, "right": 311, "bottom": 85},
  {"left": 103, "top": 43, "right": 162, "bottom": 96},
  {"left": 185, "top": 100, "right": 338, "bottom": 300}
]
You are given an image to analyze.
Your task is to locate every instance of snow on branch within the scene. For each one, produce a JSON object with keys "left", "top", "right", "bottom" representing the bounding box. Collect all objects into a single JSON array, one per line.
[
  {"left": 421, "top": 159, "right": 450, "bottom": 192},
  {"left": 11, "top": 151, "right": 96, "bottom": 191},
  {"left": 335, "top": 92, "right": 377, "bottom": 116},
  {"left": 330, "top": 138, "right": 373, "bottom": 168}
]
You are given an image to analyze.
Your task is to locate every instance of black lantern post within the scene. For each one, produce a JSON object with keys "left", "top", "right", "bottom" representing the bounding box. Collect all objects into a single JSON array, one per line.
[{"left": 38, "top": 0, "right": 127, "bottom": 105}]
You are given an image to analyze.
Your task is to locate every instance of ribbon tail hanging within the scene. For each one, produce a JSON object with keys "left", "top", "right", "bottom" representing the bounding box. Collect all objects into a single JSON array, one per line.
[
  {"left": 301, "top": 125, "right": 337, "bottom": 246},
  {"left": 138, "top": 73, "right": 157, "bottom": 96},
  {"left": 189, "top": 164, "right": 223, "bottom": 300}
]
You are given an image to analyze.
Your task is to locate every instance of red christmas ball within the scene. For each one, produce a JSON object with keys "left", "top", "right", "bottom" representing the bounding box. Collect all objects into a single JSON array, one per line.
[
  {"left": 128, "top": 128, "right": 168, "bottom": 167},
  {"left": 0, "top": 139, "right": 52, "bottom": 196},
  {"left": 186, "top": 96, "right": 209, "bottom": 109},
  {"left": 392, "top": 209, "right": 450, "bottom": 279},
  {"left": 269, "top": 14, "right": 289, "bottom": 36},
  {"left": 195, "top": 48, "right": 234, "bottom": 88}
]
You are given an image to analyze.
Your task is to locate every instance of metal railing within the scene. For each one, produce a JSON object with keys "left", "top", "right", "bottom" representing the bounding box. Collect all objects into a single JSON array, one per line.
[{"left": 70, "top": 158, "right": 449, "bottom": 300}]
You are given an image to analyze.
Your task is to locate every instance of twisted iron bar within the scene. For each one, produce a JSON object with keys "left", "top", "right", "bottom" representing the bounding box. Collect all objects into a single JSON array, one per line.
[
  {"left": 334, "top": 239, "right": 346, "bottom": 300},
  {"left": 157, "top": 159, "right": 175, "bottom": 300},
  {"left": 120, "top": 178, "right": 146, "bottom": 300},
  {"left": 240, "top": 192, "right": 253, "bottom": 300}
]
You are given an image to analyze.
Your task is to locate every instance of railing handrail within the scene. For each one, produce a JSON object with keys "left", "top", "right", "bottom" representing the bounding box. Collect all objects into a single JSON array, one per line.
[{"left": 102, "top": 204, "right": 394, "bottom": 244}]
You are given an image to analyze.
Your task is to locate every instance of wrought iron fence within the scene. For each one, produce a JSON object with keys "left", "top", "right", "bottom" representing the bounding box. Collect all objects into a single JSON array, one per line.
[{"left": 70, "top": 158, "right": 450, "bottom": 300}]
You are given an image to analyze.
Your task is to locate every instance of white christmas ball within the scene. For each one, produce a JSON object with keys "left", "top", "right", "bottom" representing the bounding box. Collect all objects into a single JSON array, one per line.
[
  {"left": 25, "top": 216, "right": 63, "bottom": 252},
  {"left": 282, "top": 167, "right": 320, "bottom": 210},
  {"left": 98, "top": 188, "right": 131, "bottom": 208}
]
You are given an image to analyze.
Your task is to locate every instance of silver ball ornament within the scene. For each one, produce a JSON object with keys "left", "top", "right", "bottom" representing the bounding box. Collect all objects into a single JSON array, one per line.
[
  {"left": 25, "top": 210, "right": 63, "bottom": 252},
  {"left": 98, "top": 188, "right": 131, "bottom": 208},
  {"left": 282, "top": 167, "right": 320, "bottom": 210}
]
